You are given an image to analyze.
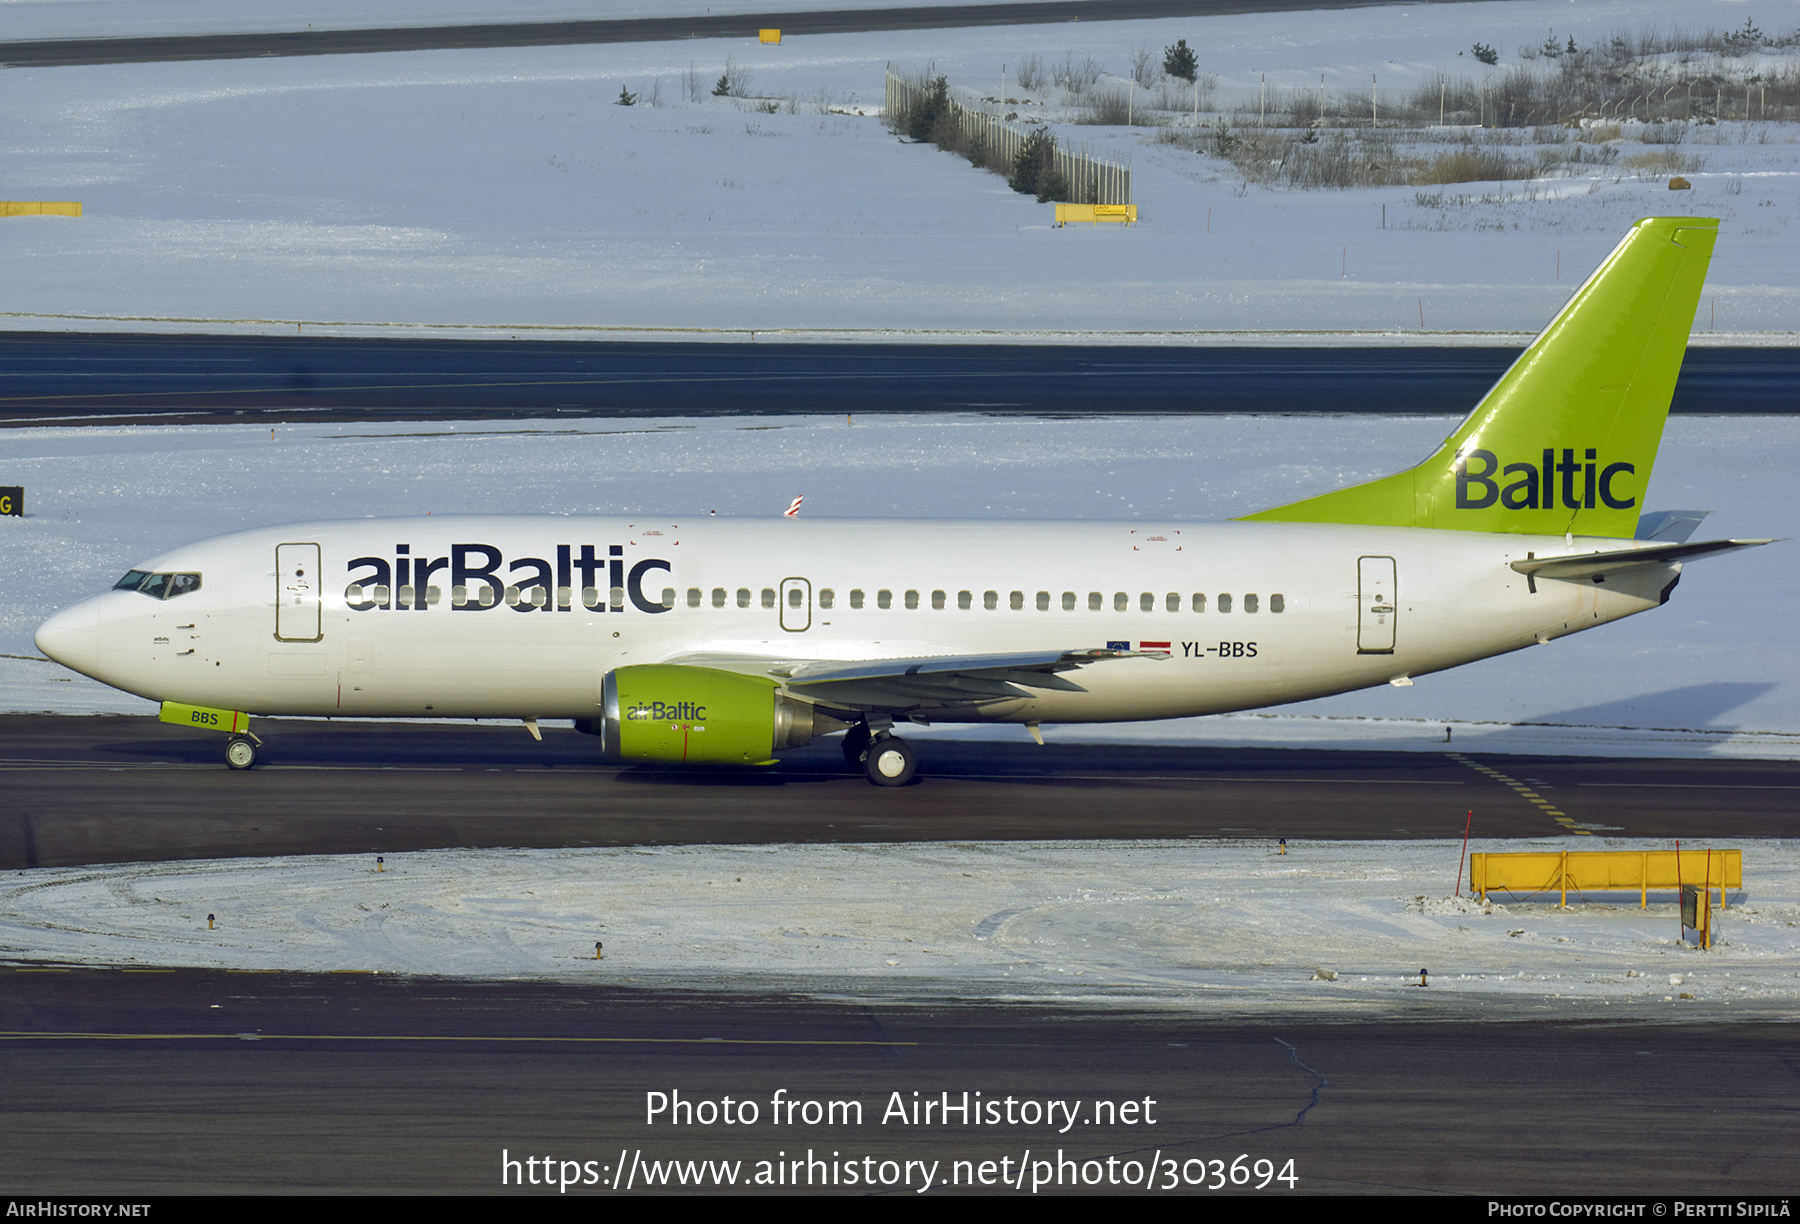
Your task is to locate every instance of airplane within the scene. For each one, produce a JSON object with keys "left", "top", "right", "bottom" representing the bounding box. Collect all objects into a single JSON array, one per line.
[{"left": 34, "top": 216, "right": 1771, "bottom": 785}]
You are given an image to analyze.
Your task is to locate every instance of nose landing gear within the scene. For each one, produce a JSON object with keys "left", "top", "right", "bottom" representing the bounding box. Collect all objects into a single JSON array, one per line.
[
  {"left": 842, "top": 719, "right": 916, "bottom": 786},
  {"left": 224, "top": 733, "right": 261, "bottom": 770}
]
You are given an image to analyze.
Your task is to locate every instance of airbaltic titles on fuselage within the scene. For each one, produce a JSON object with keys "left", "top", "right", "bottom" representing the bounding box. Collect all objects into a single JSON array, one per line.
[
  {"left": 338, "top": 543, "right": 1294, "bottom": 626},
  {"left": 343, "top": 543, "right": 673, "bottom": 613}
]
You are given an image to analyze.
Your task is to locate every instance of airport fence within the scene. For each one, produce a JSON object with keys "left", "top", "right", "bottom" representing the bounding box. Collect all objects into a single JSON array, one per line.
[{"left": 885, "top": 68, "right": 1132, "bottom": 206}]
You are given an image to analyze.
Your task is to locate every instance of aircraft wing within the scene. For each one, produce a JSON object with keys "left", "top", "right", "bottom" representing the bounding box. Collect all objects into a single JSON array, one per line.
[
  {"left": 1510, "top": 537, "right": 1775, "bottom": 582},
  {"left": 660, "top": 647, "right": 1165, "bottom": 710}
]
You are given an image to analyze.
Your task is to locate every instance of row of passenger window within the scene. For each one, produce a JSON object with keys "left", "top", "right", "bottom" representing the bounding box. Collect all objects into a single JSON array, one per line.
[
  {"left": 347, "top": 583, "right": 649, "bottom": 609},
  {"left": 688, "top": 588, "right": 1286, "bottom": 613},
  {"left": 342, "top": 581, "right": 1287, "bottom": 614}
]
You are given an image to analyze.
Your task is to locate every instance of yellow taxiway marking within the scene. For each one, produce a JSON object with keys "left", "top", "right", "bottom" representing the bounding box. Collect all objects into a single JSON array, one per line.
[{"left": 1445, "top": 753, "right": 1591, "bottom": 835}]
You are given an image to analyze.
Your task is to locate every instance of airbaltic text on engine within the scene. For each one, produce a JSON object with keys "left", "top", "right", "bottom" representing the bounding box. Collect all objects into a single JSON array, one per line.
[{"left": 629, "top": 701, "right": 706, "bottom": 721}]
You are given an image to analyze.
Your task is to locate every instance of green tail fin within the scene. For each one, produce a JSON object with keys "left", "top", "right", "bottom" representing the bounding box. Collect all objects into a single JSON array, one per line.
[{"left": 1241, "top": 216, "right": 1718, "bottom": 538}]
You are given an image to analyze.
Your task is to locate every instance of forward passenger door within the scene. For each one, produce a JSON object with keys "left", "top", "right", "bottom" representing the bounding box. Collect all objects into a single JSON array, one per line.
[{"left": 275, "top": 542, "right": 323, "bottom": 642}]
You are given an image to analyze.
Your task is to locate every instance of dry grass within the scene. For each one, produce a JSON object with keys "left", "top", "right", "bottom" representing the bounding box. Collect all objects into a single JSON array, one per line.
[
  {"left": 1077, "top": 89, "right": 1132, "bottom": 126},
  {"left": 1412, "top": 146, "right": 1533, "bottom": 185},
  {"left": 1075, "top": 88, "right": 1165, "bottom": 127},
  {"left": 1160, "top": 126, "right": 1549, "bottom": 189},
  {"left": 1156, "top": 121, "right": 1650, "bottom": 189},
  {"left": 1001, "top": 20, "right": 1800, "bottom": 133},
  {"left": 1622, "top": 148, "right": 1705, "bottom": 177}
]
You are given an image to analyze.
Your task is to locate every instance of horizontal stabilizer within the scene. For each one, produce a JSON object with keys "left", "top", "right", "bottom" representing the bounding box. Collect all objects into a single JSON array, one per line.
[{"left": 1510, "top": 537, "right": 1773, "bottom": 582}]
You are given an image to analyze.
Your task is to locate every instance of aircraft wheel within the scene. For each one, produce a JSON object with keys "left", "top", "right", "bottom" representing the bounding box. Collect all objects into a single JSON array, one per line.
[
  {"left": 225, "top": 736, "right": 258, "bottom": 770},
  {"left": 841, "top": 723, "right": 872, "bottom": 768},
  {"left": 863, "top": 735, "right": 916, "bottom": 787}
]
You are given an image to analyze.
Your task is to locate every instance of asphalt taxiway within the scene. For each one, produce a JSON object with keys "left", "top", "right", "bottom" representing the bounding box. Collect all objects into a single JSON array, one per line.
[
  {"left": 5, "top": 724, "right": 1794, "bottom": 1196},
  {"left": 2, "top": 334, "right": 1794, "bottom": 426},
  {"left": 4, "top": 714, "right": 1797, "bottom": 870},
  {"left": 2, "top": 969, "right": 1795, "bottom": 1195},
  {"left": 1, "top": 0, "right": 1500, "bottom": 69}
]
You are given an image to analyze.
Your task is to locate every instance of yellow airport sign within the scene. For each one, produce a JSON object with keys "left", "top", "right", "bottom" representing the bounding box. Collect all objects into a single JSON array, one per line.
[
  {"left": 1054, "top": 203, "right": 1136, "bottom": 226},
  {"left": 1, "top": 202, "right": 82, "bottom": 217},
  {"left": 759, "top": 29, "right": 781, "bottom": 44}
]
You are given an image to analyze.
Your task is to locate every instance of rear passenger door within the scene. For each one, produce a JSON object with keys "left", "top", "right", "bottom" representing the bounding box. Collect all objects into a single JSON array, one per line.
[{"left": 1356, "top": 555, "right": 1396, "bottom": 654}]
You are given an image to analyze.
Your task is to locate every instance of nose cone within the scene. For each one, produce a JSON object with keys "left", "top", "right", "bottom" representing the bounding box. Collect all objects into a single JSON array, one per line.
[{"left": 36, "top": 599, "right": 101, "bottom": 674}]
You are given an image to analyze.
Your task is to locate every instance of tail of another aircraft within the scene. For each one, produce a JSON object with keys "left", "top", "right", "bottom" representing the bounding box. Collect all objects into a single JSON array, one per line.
[{"left": 1242, "top": 216, "right": 1719, "bottom": 538}]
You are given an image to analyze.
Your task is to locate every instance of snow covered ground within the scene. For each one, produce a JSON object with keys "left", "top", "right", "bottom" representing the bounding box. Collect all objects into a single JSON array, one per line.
[
  {"left": 2, "top": 0, "right": 1796, "bottom": 339},
  {"left": 4, "top": 411, "right": 1794, "bottom": 758},
  {"left": 4, "top": 838, "right": 1792, "bottom": 1014}
]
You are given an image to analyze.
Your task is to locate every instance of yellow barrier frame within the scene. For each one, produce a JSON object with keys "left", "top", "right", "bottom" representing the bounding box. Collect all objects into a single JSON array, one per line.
[
  {"left": 1, "top": 202, "right": 82, "bottom": 217},
  {"left": 1470, "top": 849, "right": 1742, "bottom": 909}
]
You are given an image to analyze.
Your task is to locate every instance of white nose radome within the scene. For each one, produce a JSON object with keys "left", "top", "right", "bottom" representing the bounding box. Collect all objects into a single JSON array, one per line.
[{"left": 35, "top": 599, "right": 101, "bottom": 673}]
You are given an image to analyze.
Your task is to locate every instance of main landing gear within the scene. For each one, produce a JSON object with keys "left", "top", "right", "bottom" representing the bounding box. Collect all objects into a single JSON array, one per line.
[
  {"left": 842, "top": 720, "right": 917, "bottom": 787},
  {"left": 863, "top": 736, "right": 917, "bottom": 786}
]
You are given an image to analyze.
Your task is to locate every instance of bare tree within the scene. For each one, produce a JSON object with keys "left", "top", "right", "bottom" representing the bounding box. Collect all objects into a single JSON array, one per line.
[
  {"left": 1129, "top": 45, "right": 1161, "bottom": 89},
  {"left": 713, "top": 58, "right": 752, "bottom": 98}
]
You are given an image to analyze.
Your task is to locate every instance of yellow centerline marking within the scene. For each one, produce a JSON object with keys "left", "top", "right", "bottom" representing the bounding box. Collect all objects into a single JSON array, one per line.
[{"left": 1445, "top": 753, "right": 1592, "bottom": 835}]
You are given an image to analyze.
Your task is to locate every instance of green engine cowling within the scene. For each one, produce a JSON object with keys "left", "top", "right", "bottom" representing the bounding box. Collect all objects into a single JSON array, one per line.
[{"left": 599, "top": 665, "right": 842, "bottom": 765}]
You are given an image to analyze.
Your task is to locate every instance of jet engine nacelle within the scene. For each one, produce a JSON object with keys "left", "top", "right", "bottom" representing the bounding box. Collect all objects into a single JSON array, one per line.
[{"left": 597, "top": 665, "right": 843, "bottom": 764}]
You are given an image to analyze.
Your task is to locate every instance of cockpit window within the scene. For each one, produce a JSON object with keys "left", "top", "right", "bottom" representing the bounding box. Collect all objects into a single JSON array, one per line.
[{"left": 114, "top": 570, "right": 201, "bottom": 599}]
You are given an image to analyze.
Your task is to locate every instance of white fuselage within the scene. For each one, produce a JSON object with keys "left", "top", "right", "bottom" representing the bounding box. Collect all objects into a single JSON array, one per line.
[{"left": 36, "top": 515, "right": 1678, "bottom": 725}]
